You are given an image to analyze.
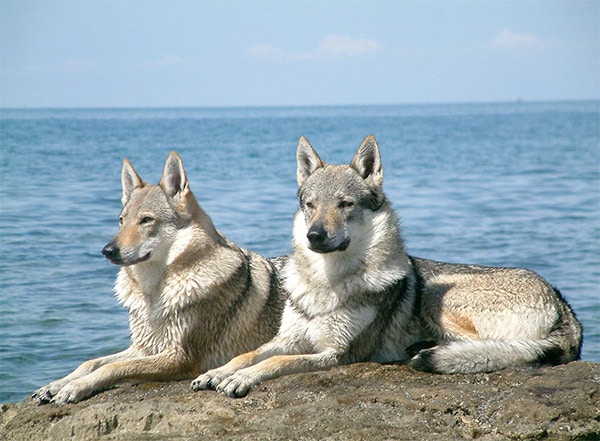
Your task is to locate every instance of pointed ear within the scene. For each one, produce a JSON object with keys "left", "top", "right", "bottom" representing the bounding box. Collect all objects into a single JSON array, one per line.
[
  {"left": 350, "top": 134, "right": 383, "bottom": 188},
  {"left": 296, "top": 136, "right": 325, "bottom": 186},
  {"left": 159, "top": 151, "right": 189, "bottom": 198},
  {"left": 121, "top": 158, "right": 145, "bottom": 206}
]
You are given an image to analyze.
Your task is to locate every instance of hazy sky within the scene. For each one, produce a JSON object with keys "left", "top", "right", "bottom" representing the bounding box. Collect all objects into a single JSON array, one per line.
[{"left": 1, "top": 0, "right": 598, "bottom": 108}]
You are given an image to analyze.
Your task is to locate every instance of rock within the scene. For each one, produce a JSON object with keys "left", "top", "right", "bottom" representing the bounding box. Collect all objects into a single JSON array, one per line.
[{"left": 1, "top": 361, "right": 599, "bottom": 440}]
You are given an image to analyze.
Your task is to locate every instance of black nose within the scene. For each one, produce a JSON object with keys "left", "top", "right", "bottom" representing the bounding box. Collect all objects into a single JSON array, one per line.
[
  {"left": 307, "top": 225, "right": 327, "bottom": 245},
  {"left": 102, "top": 242, "right": 119, "bottom": 260}
]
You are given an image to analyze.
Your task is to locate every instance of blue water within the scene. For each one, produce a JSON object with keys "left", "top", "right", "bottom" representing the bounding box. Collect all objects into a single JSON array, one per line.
[{"left": 1, "top": 102, "right": 598, "bottom": 403}]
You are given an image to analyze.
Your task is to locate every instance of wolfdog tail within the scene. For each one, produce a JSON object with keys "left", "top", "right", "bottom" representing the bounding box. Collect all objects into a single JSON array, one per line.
[{"left": 410, "top": 288, "right": 583, "bottom": 374}]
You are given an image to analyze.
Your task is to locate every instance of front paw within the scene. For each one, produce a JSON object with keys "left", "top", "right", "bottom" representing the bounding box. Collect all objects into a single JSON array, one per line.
[
  {"left": 32, "top": 381, "right": 64, "bottom": 404},
  {"left": 191, "top": 368, "right": 231, "bottom": 391},
  {"left": 191, "top": 373, "right": 212, "bottom": 391},
  {"left": 31, "top": 386, "right": 53, "bottom": 404},
  {"left": 51, "top": 380, "right": 92, "bottom": 404},
  {"left": 216, "top": 371, "right": 257, "bottom": 398}
]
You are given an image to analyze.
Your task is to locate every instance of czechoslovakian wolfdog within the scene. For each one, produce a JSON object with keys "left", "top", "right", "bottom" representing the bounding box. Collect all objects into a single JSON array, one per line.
[
  {"left": 33, "top": 152, "right": 285, "bottom": 404},
  {"left": 192, "top": 135, "right": 582, "bottom": 398}
]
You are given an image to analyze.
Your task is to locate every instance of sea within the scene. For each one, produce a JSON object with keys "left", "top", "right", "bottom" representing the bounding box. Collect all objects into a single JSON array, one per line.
[{"left": 1, "top": 101, "right": 598, "bottom": 403}]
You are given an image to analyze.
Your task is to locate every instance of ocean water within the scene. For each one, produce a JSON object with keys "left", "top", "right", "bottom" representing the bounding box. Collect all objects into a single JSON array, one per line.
[{"left": 0, "top": 101, "right": 598, "bottom": 403}]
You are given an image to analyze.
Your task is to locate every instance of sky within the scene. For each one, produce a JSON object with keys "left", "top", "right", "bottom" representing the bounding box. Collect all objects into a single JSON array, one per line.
[{"left": 1, "top": 0, "right": 598, "bottom": 108}]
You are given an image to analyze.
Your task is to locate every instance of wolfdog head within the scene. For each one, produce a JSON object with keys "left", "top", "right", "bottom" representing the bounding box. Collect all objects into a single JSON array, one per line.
[
  {"left": 295, "top": 135, "right": 386, "bottom": 254},
  {"left": 102, "top": 152, "right": 216, "bottom": 266}
]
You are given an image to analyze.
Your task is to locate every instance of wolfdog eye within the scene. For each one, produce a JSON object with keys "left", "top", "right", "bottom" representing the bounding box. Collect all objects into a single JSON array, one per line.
[
  {"left": 339, "top": 200, "right": 354, "bottom": 209},
  {"left": 118, "top": 216, "right": 124, "bottom": 226},
  {"left": 305, "top": 201, "right": 314, "bottom": 209},
  {"left": 139, "top": 216, "right": 154, "bottom": 225}
]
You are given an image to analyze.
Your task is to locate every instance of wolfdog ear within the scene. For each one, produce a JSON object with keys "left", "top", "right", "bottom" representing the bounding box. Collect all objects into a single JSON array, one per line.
[
  {"left": 160, "top": 151, "right": 189, "bottom": 199},
  {"left": 296, "top": 136, "right": 325, "bottom": 186},
  {"left": 121, "top": 158, "right": 145, "bottom": 206},
  {"left": 350, "top": 135, "right": 383, "bottom": 188}
]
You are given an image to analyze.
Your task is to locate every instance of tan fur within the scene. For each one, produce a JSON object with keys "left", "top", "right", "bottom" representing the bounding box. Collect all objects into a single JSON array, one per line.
[
  {"left": 441, "top": 313, "right": 479, "bottom": 339},
  {"left": 32, "top": 152, "right": 285, "bottom": 404}
]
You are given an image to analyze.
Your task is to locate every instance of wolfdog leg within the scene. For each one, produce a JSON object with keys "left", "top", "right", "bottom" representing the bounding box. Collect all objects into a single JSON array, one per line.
[
  {"left": 216, "top": 350, "right": 340, "bottom": 398},
  {"left": 191, "top": 338, "right": 293, "bottom": 391},
  {"left": 50, "top": 351, "right": 188, "bottom": 404},
  {"left": 32, "top": 347, "right": 140, "bottom": 404}
]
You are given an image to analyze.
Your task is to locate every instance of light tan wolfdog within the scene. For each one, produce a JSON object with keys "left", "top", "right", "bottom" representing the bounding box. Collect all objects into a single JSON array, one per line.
[
  {"left": 192, "top": 135, "right": 582, "bottom": 398},
  {"left": 33, "top": 152, "right": 285, "bottom": 404}
]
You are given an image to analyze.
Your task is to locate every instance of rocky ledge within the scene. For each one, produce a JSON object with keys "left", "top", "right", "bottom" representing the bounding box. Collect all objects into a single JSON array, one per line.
[{"left": 1, "top": 361, "right": 599, "bottom": 441}]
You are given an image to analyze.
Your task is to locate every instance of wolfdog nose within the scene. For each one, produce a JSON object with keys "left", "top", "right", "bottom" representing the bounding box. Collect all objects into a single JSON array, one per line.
[
  {"left": 307, "top": 226, "right": 327, "bottom": 245},
  {"left": 102, "top": 242, "right": 119, "bottom": 260}
]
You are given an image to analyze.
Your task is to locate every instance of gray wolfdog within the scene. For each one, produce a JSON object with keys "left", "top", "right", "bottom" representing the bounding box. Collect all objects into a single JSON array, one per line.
[
  {"left": 33, "top": 152, "right": 285, "bottom": 404},
  {"left": 192, "top": 135, "right": 582, "bottom": 398}
]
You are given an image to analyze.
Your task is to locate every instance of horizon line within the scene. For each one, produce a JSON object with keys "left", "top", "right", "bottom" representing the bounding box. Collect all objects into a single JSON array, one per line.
[{"left": 1, "top": 98, "right": 599, "bottom": 112}]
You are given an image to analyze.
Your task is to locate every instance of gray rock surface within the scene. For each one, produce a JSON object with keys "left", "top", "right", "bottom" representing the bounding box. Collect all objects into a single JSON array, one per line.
[{"left": 2, "top": 361, "right": 599, "bottom": 440}]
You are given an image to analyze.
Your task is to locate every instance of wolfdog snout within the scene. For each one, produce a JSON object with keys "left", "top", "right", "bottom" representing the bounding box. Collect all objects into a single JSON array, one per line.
[
  {"left": 102, "top": 241, "right": 120, "bottom": 261},
  {"left": 307, "top": 225, "right": 327, "bottom": 246},
  {"left": 306, "top": 224, "right": 350, "bottom": 253}
]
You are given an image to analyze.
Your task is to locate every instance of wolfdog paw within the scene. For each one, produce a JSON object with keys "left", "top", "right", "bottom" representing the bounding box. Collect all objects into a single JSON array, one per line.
[
  {"left": 31, "top": 382, "right": 63, "bottom": 405},
  {"left": 50, "top": 380, "right": 92, "bottom": 404},
  {"left": 191, "top": 369, "right": 228, "bottom": 391},
  {"left": 215, "top": 372, "right": 256, "bottom": 398},
  {"left": 31, "top": 387, "right": 54, "bottom": 404},
  {"left": 190, "top": 374, "right": 211, "bottom": 391}
]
